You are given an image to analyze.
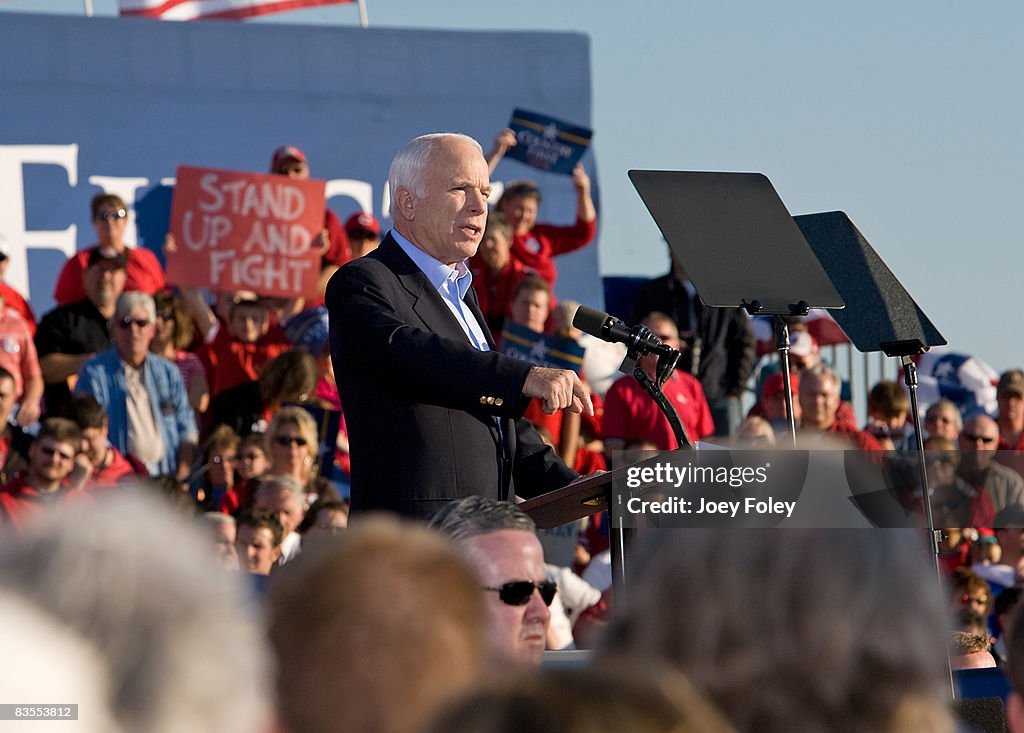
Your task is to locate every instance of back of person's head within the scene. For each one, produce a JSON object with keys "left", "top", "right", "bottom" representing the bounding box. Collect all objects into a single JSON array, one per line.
[
  {"left": 267, "top": 515, "right": 485, "bottom": 733},
  {"left": 425, "top": 660, "right": 736, "bottom": 733},
  {"left": 0, "top": 492, "right": 272, "bottom": 733},
  {"left": 0, "top": 592, "right": 121, "bottom": 733},
  {"left": 599, "top": 528, "right": 954, "bottom": 733},
  {"left": 258, "top": 350, "right": 318, "bottom": 405},
  {"left": 868, "top": 381, "right": 910, "bottom": 419}
]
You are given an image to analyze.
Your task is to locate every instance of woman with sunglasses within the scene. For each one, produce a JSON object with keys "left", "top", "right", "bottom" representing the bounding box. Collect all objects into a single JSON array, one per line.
[
  {"left": 52, "top": 192, "right": 167, "bottom": 307},
  {"left": 266, "top": 406, "right": 335, "bottom": 508}
]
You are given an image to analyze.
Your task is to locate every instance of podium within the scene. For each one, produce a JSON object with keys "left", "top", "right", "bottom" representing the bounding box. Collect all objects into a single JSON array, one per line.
[
  {"left": 519, "top": 471, "right": 614, "bottom": 529},
  {"left": 520, "top": 470, "right": 627, "bottom": 598}
]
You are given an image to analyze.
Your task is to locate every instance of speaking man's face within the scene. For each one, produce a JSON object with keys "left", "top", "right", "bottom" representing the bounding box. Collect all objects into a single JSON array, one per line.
[{"left": 405, "top": 137, "right": 491, "bottom": 267}]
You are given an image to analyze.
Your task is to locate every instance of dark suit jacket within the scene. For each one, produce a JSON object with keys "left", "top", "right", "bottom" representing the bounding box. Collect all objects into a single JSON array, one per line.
[{"left": 326, "top": 234, "right": 578, "bottom": 520}]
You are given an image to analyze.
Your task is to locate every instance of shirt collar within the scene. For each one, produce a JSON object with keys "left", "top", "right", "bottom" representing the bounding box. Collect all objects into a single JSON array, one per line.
[{"left": 392, "top": 229, "right": 474, "bottom": 297}]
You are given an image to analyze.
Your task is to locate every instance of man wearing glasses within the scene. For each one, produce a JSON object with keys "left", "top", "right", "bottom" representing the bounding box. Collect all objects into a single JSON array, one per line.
[
  {"left": 52, "top": 193, "right": 166, "bottom": 307},
  {"left": 0, "top": 417, "right": 86, "bottom": 533},
  {"left": 958, "top": 414, "right": 1024, "bottom": 513},
  {"left": 75, "top": 292, "right": 197, "bottom": 484},
  {"left": 432, "top": 496, "right": 555, "bottom": 667}
]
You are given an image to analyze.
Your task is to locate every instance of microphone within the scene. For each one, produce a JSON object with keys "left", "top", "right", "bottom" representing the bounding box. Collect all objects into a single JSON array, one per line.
[{"left": 572, "top": 305, "right": 676, "bottom": 357}]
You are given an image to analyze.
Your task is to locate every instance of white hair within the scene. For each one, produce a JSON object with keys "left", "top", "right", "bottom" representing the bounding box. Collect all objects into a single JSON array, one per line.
[
  {"left": 387, "top": 132, "right": 483, "bottom": 203},
  {"left": 0, "top": 492, "right": 273, "bottom": 733},
  {"left": 115, "top": 291, "right": 156, "bottom": 323}
]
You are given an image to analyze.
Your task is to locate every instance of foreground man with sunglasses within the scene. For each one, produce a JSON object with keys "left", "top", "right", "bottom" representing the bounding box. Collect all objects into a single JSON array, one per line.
[{"left": 432, "top": 496, "right": 554, "bottom": 667}]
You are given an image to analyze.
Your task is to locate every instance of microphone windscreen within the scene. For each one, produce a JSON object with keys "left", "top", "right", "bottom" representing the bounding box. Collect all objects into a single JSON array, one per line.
[{"left": 572, "top": 305, "right": 608, "bottom": 338}]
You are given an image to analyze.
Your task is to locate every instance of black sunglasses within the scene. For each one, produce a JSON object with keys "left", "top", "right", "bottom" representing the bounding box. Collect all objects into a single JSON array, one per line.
[
  {"left": 484, "top": 580, "right": 557, "bottom": 607},
  {"left": 97, "top": 209, "right": 127, "bottom": 221},
  {"left": 118, "top": 317, "right": 150, "bottom": 330},
  {"left": 274, "top": 435, "right": 308, "bottom": 447},
  {"left": 963, "top": 432, "right": 997, "bottom": 444}
]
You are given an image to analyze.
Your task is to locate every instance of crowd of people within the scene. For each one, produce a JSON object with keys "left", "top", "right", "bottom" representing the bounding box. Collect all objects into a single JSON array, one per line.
[{"left": 0, "top": 129, "right": 1023, "bottom": 731}]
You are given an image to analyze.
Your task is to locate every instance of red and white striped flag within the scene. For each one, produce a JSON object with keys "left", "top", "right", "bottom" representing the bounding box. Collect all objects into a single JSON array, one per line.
[{"left": 119, "top": 0, "right": 353, "bottom": 21}]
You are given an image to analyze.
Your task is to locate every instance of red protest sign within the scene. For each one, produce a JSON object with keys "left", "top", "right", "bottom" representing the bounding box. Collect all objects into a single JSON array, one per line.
[{"left": 167, "top": 165, "right": 325, "bottom": 298}]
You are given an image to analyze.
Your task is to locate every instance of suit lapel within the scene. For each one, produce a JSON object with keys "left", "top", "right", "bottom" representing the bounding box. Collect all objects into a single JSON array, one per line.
[{"left": 375, "top": 234, "right": 473, "bottom": 343}]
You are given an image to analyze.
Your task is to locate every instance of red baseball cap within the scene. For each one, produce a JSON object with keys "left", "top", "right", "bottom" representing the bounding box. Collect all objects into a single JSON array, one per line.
[
  {"left": 344, "top": 212, "right": 381, "bottom": 237},
  {"left": 270, "top": 145, "right": 307, "bottom": 172},
  {"left": 763, "top": 372, "right": 799, "bottom": 400}
]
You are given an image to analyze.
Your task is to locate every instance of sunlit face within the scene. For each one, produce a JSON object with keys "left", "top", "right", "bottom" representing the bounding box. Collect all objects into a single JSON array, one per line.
[
  {"left": 999, "top": 390, "right": 1024, "bottom": 428},
  {"left": 275, "top": 158, "right": 309, "bottom": 180},
  {"left": 113, "top": 307, "right": 156, "bottom": 367},
  {"left": 210, "top": 520, "right": 238, "bottom": 571},
  {"left": 254, "top": 485, "right": 305, "bottom": 536},
  {"left": 509, "top": 287, "right": 550, "bottom": 333},
  {"left": 499, "top": 194, "right": 538, "bottom": 235},
  {"left": 229, "top": 304, "right": 268, "bottom": 344},
  {"left": 28, "top": 436, "right": 77, "bottom": 487},
  {"left": 236, "top": 524, "right": 280, "bottom": 575},
  {"left": 80, "top": 425, "right": 108, "bottom": 466},
  {"left": 960, "top": 416, "right": 1000, "bottom": 471},
  {"left": 477, "top": 229, "right": 511, "bottom": 272},
  {"left": 400, "top": 137, "right": 491, "bottom": 267},
  {"left": 924, "top": 404, "right": 960, "bottom": 441},
  {"left": 92, "top": 202, "right": 128, "bottom": 248},
  {"left": 238, "top": 445, "right": 269, "bottom": 481},
  {"left": 798, "top": 372, "right": 839, "bottom": 430},
  {"left": 269, "top": 423, "right": 315, "bottom": 479},
  {"left": 208, "top": 448, "right": 238, "bottom": 487},
  {"left": 82, "top": 261, "right": 126, "bottom": 311},
  {"left": 0, "top": 376, "right": 16, "bottom": 427},
  {"left": 465, "top": 529, "right": 550, "bottom": 667}
]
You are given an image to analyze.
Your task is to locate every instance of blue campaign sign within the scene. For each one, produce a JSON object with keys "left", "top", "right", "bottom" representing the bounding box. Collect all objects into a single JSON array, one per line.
[
  {"left": 499, "top": 321, "right": 586, "bottom": 373},
  {"left": 0, "top": 14, "right": 601, "bottom": 318},
  {"left": 505, "top": 108, "right": 593, "bottom": 175}
]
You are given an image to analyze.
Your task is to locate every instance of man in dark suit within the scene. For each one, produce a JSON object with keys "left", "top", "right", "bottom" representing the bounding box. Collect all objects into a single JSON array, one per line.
[{"left": 326, "top": 133, "right": 591, "bottom": 519}]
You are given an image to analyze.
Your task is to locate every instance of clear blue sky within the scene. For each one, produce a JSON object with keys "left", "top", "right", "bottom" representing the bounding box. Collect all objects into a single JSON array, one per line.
[{"left": 5, "top": 0, "right": 1023, "bottom": 372}]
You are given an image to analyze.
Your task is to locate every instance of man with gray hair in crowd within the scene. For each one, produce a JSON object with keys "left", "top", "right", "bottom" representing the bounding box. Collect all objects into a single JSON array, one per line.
[
  {"left": 75, "top": 291, "right": 196, "bottom": 482},
  {"left": 430, "top": 495, "right": 556, "bottom": 667}
]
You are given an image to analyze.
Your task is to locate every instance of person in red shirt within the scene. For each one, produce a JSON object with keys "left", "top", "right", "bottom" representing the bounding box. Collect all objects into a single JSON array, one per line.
[
  {"left": 603, "top": 312, "right": 715, "bottom": 455},
  {"left": 52, "top": 193, "right": 166, "bottom": 307},
  {"left": 797, "top": 365, "right": 882, "bottom": 451},
  {"left": 996, "top": 369, "right": 1024, "bottom": 451},
  {"left": 0, "top": 237, "right": 35, "bottom": 335},
  {"left": 270, "top": 145, "right": 350, "bottom": 269},
  {"left": 344, "top": 212, "right": 382, "bottom": 260},
  {"left": 0, "top": 418, "right": 89, "bottom": 533},
  {"left": 65, "top": 394, "right": 146, "bottom": 489},
  {"left": 487, "top": 129, "right": 597, "bottom": 289},
  {"left": 469, "top": 211, "right": 525, "bottom": 336},
  {"left": 197, "top": 298, "right": 290, "bottom": 398}
]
